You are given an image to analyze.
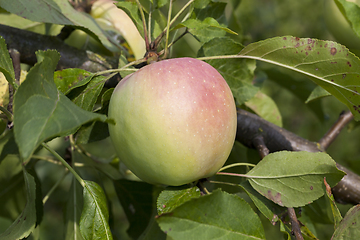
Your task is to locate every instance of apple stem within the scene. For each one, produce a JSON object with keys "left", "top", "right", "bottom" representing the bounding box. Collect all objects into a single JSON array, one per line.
[
  {"left": 197, "top": 180, "right": 210, "bottom": 195},
  {"left": 42, "top": 142, "right": 85, "bottom": 188},
  {"left": 219, "top": 162, "right": 256, "bottom": 172},
  {"left": 135, "top": 0, "right": 150, "bottom": 51}
]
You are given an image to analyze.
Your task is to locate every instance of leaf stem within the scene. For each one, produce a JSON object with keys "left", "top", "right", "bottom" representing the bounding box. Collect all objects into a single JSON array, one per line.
[
  {"left": 219, "top": 163, "right": 256, "bottom": 172},
  {"left": 216, "top": 172, "right": 250, "bottom": 178},
  {"left": 163, "top": 0, "right": 173, "bottom": 59},
  {"left": 198, "top": 54, "right": 360, "bottom": 96},
  {"left": 43, "top": 169, "right": 69, "bottom": 204},
  {"left": 94, "top": 58, "right": 146, "bottom": 76},
  {"left": 168, "top": 0, "right": 195, "bottom": 28},
  {"left": 41, "top": 143, "right": 85, "bottom": 187},
  {"left": 0, "top": 106, "right": 13, "bottom": 122},
  {"left": 136, "top": 0, "right": 150, "bottom": 51}
]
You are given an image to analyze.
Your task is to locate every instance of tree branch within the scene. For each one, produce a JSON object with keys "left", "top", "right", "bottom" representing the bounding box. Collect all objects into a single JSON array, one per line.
[
  {"left": 319, "top": 111, "right": 354, "bottom": 150},
  {"left": 0, "top": 24, "right": 118, "bottom": 72},
  {"left": 236, "top": 109, "right": 360, "bottom": 205}
]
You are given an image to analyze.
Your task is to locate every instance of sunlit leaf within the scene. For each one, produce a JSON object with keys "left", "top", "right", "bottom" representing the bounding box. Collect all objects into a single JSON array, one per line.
[
  {"left": 157, "top": 190, "right": 266, "bottom": 240},
  {"left": 247, "top": 151, "right": 345, "bottom": 207},
  {"left": 13, "top": 50, "right": 107, "bottom": 161},
  {"left": 176, "top": 17, "right": 236, "bottom": 43},
  {"left": 80, "top": 180, "right": 113, "bottom": 240},
  {"left": 245, "top": 91, "right": 282, "bottom": 127},
  {"left": 0, "top": 37, "right": 15, "bottom": 88},
  {"left": 54, "top": 68, "right": 91, "bottom": 94},
  {"left": 157, "top": 186, "right": 201, "bottom": 215},
  {"left": 238, "top": 36, "right": 360, "bottom": 120}
]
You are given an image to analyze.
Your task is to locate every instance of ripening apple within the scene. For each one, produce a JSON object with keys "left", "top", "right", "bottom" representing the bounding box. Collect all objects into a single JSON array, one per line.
[{"left": 108, "top": 58, "right": 237, "bottom": 186}]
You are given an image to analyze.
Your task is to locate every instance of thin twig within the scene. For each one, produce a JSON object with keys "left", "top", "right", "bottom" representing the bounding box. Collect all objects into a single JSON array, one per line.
[
  {"left": 288, "top": 207, "right": 304, "bottom": 240},
  {"left": 253, "top": 135, "right": 269, "bottom": 159},
  {"left": 318, "top": 111, "right": 354, "bottom": 150}
]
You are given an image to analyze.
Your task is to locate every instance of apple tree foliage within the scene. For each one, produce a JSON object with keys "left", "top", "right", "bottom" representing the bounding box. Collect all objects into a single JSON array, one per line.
[{"left": 0, "top": 0, "right": 360, "bottom": 239}]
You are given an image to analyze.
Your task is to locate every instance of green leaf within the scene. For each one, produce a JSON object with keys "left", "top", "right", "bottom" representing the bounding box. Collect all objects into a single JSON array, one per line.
[
  {"left": 332, "top": 205, "right": 360, "bottom": 239},
  {"left": 157, "top": 186, "right": 201, "bottom": 215},
  {"left": 199, "top": 37, "right": 258, "bottom": 104},
  {"left": 113, "top": 179, "right": 153, "bottom": 239},
  {"left": 176, "top": 17, "right": 236, "bottom": 43},
  {"left": 80, "top": 180, "right": 113, "bottom": 240},
  {"left": 157, "top": 190, "right": 265, "bottom": 240},
  {"left": 13, "top": 50, "right": 107, "bottom": 161},
  {"left": 323, "top": 179, "right": 343, "bottom": 229},
  {"left": 66, "top": 75, "right": 107, "bottom": 111},
  {"left": 75, "top": 88, "right": 113, "bottom": 144},
  {"left": 74, "top": 149, "right": 121, "bottom": 180},
  {"left": 54, "top": 68, "right": 92, "bottom": 94},
  {"left": 335, "top": 0, "right": 360, "bottom": 41},
  {"left": 247, "top": 151, "right": 345, "bottom": 207},
  {"left": 0, "top": 130, "right": 18, "bottom": 163},
  {"left": 240, "top": 181, "right": 285, "bottom": 224},
  {"left": 0, "top": 169, "right": 37, "bottom": 240},
  {"left": 238, "top": 36, "right": 360, "bottom": 120},
  {"left": 194, "top": 0, "right": 212, "bottom": 9},
  {"left": 194, "top": 2, "right": 227, "bottom": 22},
  {"left": 0, "top": 0, "right": 119, "bottom": 52},
  {"left": 306, "top": 86, "right": 331, "bottom": 103},
  {"left": 64, "top": 176, "right": 84, "bottom": 240},
  {"left": 245, "top": 91, "right": 282, "bottom": 127},
  {"left": 0, "top": 37, "right": 16, "bottom": 88},
  {"left": 263, "top": 67, "right": 324, "bottom": 121},
  {"left": 0, "top": 155, "right": 24, "bottom": 221}
]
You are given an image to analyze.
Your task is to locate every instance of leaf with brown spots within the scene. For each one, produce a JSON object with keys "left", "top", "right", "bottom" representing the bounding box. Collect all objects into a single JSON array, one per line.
[
  {"left": 246, "top": 151, "right": 345, "bottom": 207},
  {"left": 238, "top": 36, "right": 360, "bottom": 121}
]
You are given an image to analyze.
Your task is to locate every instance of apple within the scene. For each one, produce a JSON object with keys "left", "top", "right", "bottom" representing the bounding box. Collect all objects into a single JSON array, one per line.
[{"left": 108, "top": 58, "right": 237, "bottom": 186}]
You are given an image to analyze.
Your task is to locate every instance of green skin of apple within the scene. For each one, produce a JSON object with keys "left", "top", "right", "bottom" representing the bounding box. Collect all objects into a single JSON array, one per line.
[{"left": 108, "top": 58, "right": 237, "bottom": 186}]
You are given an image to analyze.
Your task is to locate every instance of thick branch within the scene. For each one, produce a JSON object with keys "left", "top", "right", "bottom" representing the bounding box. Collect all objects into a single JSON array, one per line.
[
  {"left": 236, "top": 109, "right": 360, "bottom": 205},
  {"left": 0, "top": 24, "right": 118, "bottom": 72}
]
